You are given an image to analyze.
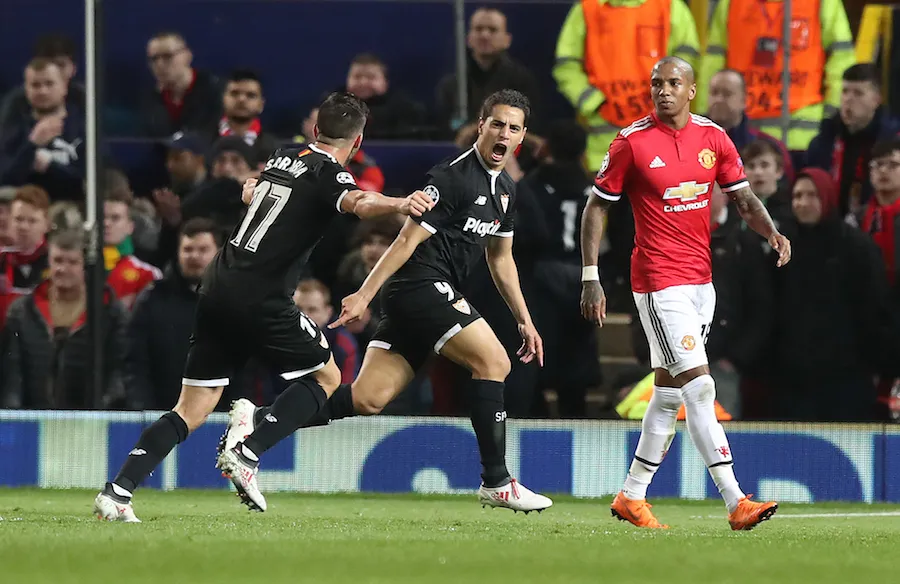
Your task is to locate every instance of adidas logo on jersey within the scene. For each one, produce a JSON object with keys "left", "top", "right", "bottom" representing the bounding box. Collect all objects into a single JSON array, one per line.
[
  {"left": 649, "top": 156, "right": 666, "bottom": 169},
  {"left": 463, "top": 217, "right": 501, "bottom": 237}
]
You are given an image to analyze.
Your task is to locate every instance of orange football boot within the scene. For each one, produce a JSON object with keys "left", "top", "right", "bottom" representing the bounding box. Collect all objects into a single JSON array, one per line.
[
  {"left": 728, "top": 495, "right": 778, "bottom": 530},
  {"left": 610, "top": 491, "right": 669, "bottom": 529}
]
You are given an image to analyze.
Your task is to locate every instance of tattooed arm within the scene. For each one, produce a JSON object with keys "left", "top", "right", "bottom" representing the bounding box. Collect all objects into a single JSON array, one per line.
[
  {"left": 580, "top": 194, "right": 612, "bottom": 325},
  {"left": 728, "top": 185, "right": 792, "bottom": 267}
]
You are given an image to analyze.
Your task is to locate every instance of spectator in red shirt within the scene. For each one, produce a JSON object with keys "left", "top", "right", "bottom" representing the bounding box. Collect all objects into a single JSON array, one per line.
[
  {"left": 103, "top": 188, "right": 161, "bottom": 309},
  {"left": 213, "top": 69, "right": 278, "bottom": 166},
  {"left": 293, "top": 278, "right": 359, "bottom": 384},
  {"left": 0, "top": 185, "right": 50, "bottom": 329},
  {"left": 862, "top": 139, "right": 900, "bottom": 291},
  {"left": 861, "top": 138, "right": 900, "bottom": 417},
  {"left": 141, "top": 32, "right": 222, "bottom": 138}
]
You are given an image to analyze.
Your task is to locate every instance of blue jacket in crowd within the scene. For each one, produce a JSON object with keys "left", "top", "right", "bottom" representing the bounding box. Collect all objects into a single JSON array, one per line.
[
  {"left": 806, "top": 106, "right": 900, "bottom": 216},
  {"left": 0, "top": 111, "right": 86, "bottom": 201}
]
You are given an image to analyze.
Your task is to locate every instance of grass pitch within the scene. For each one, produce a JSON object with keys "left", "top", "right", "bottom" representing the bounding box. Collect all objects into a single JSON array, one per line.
[{"left": 1, "top": 489, "right": 898, "bottom": 583}]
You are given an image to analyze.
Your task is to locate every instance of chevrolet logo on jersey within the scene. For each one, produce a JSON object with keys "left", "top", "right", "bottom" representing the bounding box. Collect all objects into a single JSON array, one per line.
[
  {"left": 662, "top": 181, "right": 711, "bottom": 213},
  {"left": 463, "top": 217, "right": 501, "bottom": 237}
]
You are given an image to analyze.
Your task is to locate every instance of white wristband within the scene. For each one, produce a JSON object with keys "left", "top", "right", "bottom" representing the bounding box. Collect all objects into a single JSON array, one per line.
[{"left": 581, "top": 266, "right": 600, "bottom": 282}]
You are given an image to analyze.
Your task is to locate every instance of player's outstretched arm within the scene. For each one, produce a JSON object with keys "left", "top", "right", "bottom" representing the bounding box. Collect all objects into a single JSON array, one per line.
[
  {"left": 340, "top": 189, "right": 434, "bottom": 219},
  {"left": 486, "top": 236, "right": 543, "bottom": 366},
  {"left": 729, "top": 185, "right": 792, "bottom": 267},
  {"left": 580, "top": 195, "right": 611, "bottom": 326},
  {"left": 330, "top": 219, "right": 434, "bottom": 328}
]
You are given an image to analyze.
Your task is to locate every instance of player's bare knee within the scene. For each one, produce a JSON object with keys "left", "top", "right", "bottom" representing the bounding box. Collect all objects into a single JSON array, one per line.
[
  {"left": 172, "top": 403, "right": 210, "bottom": 433},
  {"left": 354, "top": 394, "right": 387, "bottom": 415},
  {"left": 313, "top": 361, "right": 342, "bottom": 397},
  {"left": 469, "top": 346, "right": 511, "bottom": 381},
  {"left": 173, "top": 386, "right": 221, "bottom": 432},
  {"left": 352, "top": 383, "right": 393, "bottom": 415}
]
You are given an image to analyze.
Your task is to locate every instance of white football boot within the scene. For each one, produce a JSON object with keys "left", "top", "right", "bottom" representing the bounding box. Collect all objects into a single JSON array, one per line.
[
  {"left": 217, "top": 398, "right": 257, "bottom": 458},
  {"left": 217, "top": 445, "right": 267, "bottom": 512},
  {"left": 478, "top": 478, "right": 553, "bottom": 514},
  {"left": 93, "top": 491, "right": 141, "bottom": 523}
]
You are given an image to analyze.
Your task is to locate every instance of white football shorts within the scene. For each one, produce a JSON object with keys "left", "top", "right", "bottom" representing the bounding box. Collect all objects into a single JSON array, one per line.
[{"left": 633, "top": 283, "right": 715, "bottom": 377}]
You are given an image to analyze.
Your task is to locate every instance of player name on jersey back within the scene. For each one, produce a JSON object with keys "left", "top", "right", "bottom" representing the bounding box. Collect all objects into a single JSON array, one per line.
[
  {"left": 207, "top": 145, "right": 359, "bottom": 300},
  {"left": 593, "top": 114, "right": 749, "bottom": 294}
]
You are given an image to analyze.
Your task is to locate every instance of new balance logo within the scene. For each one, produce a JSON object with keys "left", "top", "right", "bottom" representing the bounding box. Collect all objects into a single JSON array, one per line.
[
  {"left": 475, "top": 195, "right": 487, "bottom": 205},
  {"left": 649, "top": 156, "right": 666, "bottom": 169},
  {"left": 128, "top": 449, "right": 146, "bottom": 456},
  {"left": 264, "top": 414, "right": 277, "bottom": 423}
]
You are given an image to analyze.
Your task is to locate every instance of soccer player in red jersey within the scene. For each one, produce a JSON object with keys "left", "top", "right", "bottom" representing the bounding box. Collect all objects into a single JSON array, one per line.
[{"left": 580, "top": 57, "right": 791, "bottom": 531}]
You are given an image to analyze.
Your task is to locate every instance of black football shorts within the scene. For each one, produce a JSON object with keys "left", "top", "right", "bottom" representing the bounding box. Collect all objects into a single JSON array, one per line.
[
  {"left": 370, "top": 279, "right": 482, "bottom": 372},
  {"left": 182, "top": 290, "right": 332, "bottom": 388}
]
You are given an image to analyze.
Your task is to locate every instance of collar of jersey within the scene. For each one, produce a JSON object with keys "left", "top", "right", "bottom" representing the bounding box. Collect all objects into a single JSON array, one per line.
[
  {"left": 308, "top": 143, "right": 338, "bottom": 164},
  {"left": 651, "top": 112, "right": 694, "bottom": 137},
  {"left": 471, "top": 145, "right": 502, "bottom": 196},
  {"left": 471, "top": 144, "right": 501, "bottom": 178}
]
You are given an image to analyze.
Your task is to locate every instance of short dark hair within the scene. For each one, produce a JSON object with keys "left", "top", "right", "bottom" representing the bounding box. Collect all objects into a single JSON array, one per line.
[
  {"left": 740, "top": 139, "right": 783, "bottom": 170},
  {"left": 871, "top": 138, "right": 900, "bottom": 161},
  {"left": 316, "top": 92, "right": 369, "bottom": 142},
  {"left": 49, "top": 229, "right": 84, "bottom": 252},
  {"left": 228, "top": 69, "right": 261, "bottom": 85},
  {"left": 479, "top": 89, "right": 531, "bottom": 126},
  {"left": 843, "top": 63, "right": 880, "bottom": 87},
  {"left": 350, "top": 53, "right": 388, "bottom": 78},
  {"left": 26, "top": 57, "right": 61, "bottom": 75},
  {"left": 545, "top": 119, "right": 587, "bottom": 162},
  {"left": 33, "top": 34, "right": 76, "bottom": 60},
  {"left": 180, "top": 217, "right": 221, "bottom": 245}
]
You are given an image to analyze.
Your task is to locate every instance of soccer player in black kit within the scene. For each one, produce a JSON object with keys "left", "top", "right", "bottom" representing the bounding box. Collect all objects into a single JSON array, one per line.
[
  {"left": 221, "top": 89, "right": 553, "bottom": 513},
  {"left": 93, "top": 92, "right": 434, "bottom": 521}
]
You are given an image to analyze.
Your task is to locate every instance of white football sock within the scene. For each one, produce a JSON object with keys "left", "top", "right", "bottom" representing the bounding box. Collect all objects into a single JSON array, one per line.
[
  {"left": 622, "top": 386, "right": 681, "bottom": 500},
  {"left": 681, "top": 374, "right": 744, "bottom": 513}
]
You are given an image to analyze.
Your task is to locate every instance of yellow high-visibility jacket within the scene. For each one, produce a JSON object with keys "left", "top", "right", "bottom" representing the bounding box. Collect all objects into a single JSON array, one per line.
[
  {"left": 697, "top": 0, "right": 855, "bottom": 150},
  {"left": 553, "top": 0, "right": 701, "bottom": 171}
]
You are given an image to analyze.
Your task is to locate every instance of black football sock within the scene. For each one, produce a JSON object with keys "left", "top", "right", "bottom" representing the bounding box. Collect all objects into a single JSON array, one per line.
[
  {"left": 242, "top": 377, "right": 328, "bottom": 457},
  {"left": 253, "top": 406, "right": 271, "bottom": 427},
  {"left": 468, "top": 379, "right": 511, "bottom": 488},
  {"left": 302, "top": 383, "right": 356, "bottom": 428},
  {"left": 112, "top": 411, "right": 189, "bottom": 495}
]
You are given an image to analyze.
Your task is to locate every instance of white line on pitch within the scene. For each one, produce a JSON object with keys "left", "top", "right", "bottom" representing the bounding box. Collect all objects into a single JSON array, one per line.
[{"left": 692, "top": 511, "right": 900, "bottom": 519}]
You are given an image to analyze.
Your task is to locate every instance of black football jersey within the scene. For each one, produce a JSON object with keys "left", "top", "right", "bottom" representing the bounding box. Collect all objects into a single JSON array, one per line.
[
  {"left": 206, "top": 144, "right": 358, "bottom": 299},
  {"left": 393, "top": 147, "right": 516, "bottom": 288},
  {"left": 524, "top": 163, "right": 592, "bottom": 265}
]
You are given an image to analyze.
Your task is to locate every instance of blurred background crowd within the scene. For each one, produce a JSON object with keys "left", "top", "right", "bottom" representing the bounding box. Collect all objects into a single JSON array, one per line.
[{"left": 0, "top": 0, "right": 898, "bottom": 424}]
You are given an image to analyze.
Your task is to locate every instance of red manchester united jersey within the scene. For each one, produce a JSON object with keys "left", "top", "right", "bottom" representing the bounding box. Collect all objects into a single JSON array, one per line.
[{"left": 594, "top": 113, "right": 749, "bottom": 293}]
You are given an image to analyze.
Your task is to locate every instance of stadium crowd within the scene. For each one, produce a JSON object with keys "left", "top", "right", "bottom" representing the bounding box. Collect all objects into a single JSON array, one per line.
[{"left": 0, "top": 2, "right": 899, "bottom": 423}]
